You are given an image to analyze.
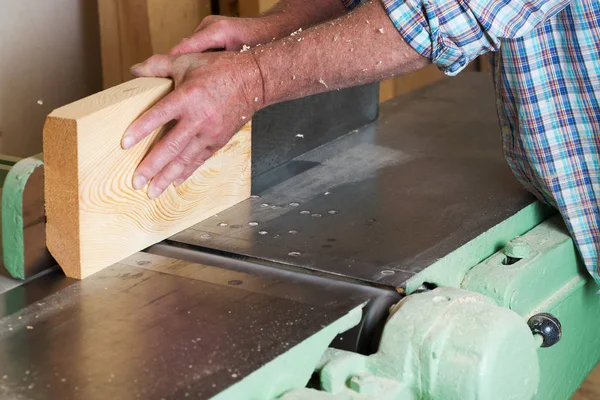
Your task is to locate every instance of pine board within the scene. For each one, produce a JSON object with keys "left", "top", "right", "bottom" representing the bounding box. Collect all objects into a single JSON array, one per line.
[{"left": 43, "top": 77, "right": 251, "bottom": 279}]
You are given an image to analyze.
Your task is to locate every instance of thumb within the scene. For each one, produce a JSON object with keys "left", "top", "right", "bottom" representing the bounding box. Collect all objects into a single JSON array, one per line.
[
  {"left": 170, "top": 25, "right": 227, "bottom": 55},
  {"left": 131, "top": 54, "right": 176, "bottom": 77}
]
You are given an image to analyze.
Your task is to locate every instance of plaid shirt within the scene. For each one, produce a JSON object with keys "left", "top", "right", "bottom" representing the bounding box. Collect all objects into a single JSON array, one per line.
[{"left": 344, "top": 0, "right": 600, "bottom": 285}]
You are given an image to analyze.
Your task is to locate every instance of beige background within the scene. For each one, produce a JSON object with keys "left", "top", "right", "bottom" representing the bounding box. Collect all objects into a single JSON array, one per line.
[{"left": 0, "top": 0, "right": 102, "bottom": 157}]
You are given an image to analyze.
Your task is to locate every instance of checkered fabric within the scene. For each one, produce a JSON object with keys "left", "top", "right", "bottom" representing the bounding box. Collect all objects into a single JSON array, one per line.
[{"left": 343, "top": 0, "right": 600, "bottom": 285}]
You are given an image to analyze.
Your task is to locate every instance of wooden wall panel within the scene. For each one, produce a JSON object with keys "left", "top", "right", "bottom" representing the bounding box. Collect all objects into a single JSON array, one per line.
[
  {"left": 238, "top": 0, "right": 277, "bottom": 16},
  {"left": 98, "top": 0, "right": 212, "bottom": 88},
  {"left": 147, "top": 0, "right": 212, "bottom": 54}
]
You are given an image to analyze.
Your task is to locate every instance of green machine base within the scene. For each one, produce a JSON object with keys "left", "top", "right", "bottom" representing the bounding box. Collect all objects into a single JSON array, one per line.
[{"left": 222, "top": 209, "right": 600, "bottom": 400}]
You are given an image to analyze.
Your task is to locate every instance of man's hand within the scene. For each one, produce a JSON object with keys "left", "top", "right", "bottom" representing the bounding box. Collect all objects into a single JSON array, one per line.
[
  {"left": 169, "top": 15, "right": 284, "bottom": 54},
  {"left": 124, "top": 0, "right": 428, "bottom": 200},
  {"left": 169, "top": 0, "right": 347, "bottom": 54},
  {"left": 122, "top": 52, "right": 263, "bottom": 199}
]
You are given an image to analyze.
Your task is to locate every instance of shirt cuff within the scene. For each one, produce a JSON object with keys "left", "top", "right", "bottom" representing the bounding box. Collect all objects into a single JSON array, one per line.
[
  {"left": 381, "top": 0, "right": 571, "bottom": 76},
  {"left": 342, "top": 0, "right": 366, "bottom": 10}
]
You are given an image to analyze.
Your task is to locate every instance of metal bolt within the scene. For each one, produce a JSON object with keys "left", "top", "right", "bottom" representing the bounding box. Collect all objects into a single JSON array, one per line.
[
  {"left": 528, "top": 313, "right": 562, "bottom": 348},
  {"left": 349, "top": 373, "right": 380, "bottom": 394},
  {"left": 503, "top": 238, "right": 530, "bottom": 262}
]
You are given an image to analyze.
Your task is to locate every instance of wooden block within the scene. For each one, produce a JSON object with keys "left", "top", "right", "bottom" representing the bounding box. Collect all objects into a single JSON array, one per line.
[{"left": 43, "top": 77, "right": 251, "bottom": 279}]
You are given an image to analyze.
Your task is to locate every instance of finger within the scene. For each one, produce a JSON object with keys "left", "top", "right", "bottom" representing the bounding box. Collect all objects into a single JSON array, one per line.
[
  {"left": 121, "top": 91, "right": 182, "bottom": 150},
  {"left": 174, "top": 135, "right": 227, "bottom": 185},
  {"left": 170, "top": 25, "right": 226, "bottom": 55},
  {"left": 131, "top": 54, "right": 176, "bottom": 77},
  {"left": 195, "top": 16, "right": 215, "bottom": 32},
  {"left": 173, "top": 148, "right": 214, "bottom": 186},
  {"left": 131, "top": 120, "right": 196, "bottom": 191},
  {"left": 148, "top": 138, "right": 208, "bottom": 198}
]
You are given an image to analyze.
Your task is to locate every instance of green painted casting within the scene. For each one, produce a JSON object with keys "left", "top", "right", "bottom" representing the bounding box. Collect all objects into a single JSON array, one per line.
[
  {"left": 504, "top": 237, "right": 531, "bottom": 259},
  {"left": 280, "top": 287, "right": 539, "bottom": 400},
  {"left": 462, "top": 215, "right": 600, "bottom": 399},
  {"left": 210, "top": 304, "right": 364, "bottom": 400},
  {"left": 2, "top": 154, "right": 44, "bottom": 279},
  {"left": 404, "top": 201, "right": 554, "bottom": 293},
  {"left": 276, "top": 216, "right": 600, "bottom": 400}
]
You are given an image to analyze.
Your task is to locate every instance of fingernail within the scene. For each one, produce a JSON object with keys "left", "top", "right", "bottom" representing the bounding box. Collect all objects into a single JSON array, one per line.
[
  {"left": 121, "top": 135, "right": 135, "bottom": 149},
  {"left": 130, "top": 63, "right": 142, "bottom": 71},
  {"left": 147, "top": 184, "right": 164, "bottom": 199},
  {"left": 132, "top": 174, "right": 148, "bottom": 190}
]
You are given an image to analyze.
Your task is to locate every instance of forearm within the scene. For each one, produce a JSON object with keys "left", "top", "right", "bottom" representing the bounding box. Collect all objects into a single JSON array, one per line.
[
  {"left": 261, "top": 0, "right": 348, "bottom": 26},
  {"left": 254, "top": 0, "right": 348, "bottom": 41},
  {"left": 251, "top": 0, "right": 429, "bottom": 106}
]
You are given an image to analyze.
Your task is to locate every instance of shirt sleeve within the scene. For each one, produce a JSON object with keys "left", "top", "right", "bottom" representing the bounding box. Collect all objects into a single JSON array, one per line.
[
  {"left": 341, "top": 0, "right": 368, "bottom": 10},
  {"left": 381, "top": 0, "right": 572, "bottom": 75}
]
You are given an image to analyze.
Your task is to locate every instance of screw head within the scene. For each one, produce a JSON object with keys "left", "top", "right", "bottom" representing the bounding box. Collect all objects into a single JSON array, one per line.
[
  {"left": 528, "top": 313, "right": 562, "bottom": 348},
  {"left": 504, "top": 238, "right": 530, "bottom": 259}
]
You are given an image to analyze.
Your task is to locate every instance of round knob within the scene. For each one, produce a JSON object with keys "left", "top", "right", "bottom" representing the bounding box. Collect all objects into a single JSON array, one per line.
[
  {"left": 504, "top": 238, "right": 530, "bottom": 259},
  {"left": 527, "top": 313, "right": 562, "bottom": 348}
]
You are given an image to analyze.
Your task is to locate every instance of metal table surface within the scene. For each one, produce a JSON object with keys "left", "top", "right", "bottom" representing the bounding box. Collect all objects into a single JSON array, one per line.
[
  {"left": 171, "top": 73, "right": 536, "bottom": 287},
  {"left": 0, "top": 72, "right": 535, "bottom": 399},
  {"left": 0, "top": 252, "right": 388, "bottom": 400}
]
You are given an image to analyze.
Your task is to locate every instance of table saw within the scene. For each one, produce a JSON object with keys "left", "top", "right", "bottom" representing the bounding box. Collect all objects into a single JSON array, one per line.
[{"left": 0, "top": 73, "right": 598, "bottom": 400}]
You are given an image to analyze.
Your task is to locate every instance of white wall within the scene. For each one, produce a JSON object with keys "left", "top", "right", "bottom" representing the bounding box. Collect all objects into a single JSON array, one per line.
[{"left": 0, "top": 0, "right": 102, "bottom": 157}]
